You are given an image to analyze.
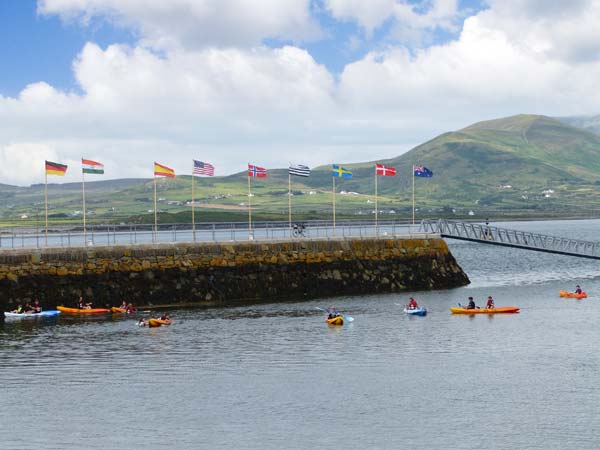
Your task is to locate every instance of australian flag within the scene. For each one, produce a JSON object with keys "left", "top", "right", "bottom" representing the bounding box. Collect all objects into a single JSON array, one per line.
[{"left": 413, "top": 165, "right": 433, "bottom": 177}]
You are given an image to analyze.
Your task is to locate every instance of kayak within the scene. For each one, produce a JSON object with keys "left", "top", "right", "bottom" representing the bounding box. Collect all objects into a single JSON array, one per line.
[
  {"left": 148, "top": 318, "right": 172, "bottom": 328},
  {"left": 111, "top": 307, "right": 126, "bottom": 313},
  {"left": 403, "top": 307, "right": 427, "bottom": 316},
  {"left": 57, "top": 306, "right": 111, "bottom": 315},
  {"left": 326, "top": 316, "right": 344, "bottom": 326},
  {"left": 450, "top": 306, "right": 520, "bottom": 314},
  {"left": 559, "top": 290, "right": 587, "bottom": 299},
  {"left": 4, "top": 310, "right": 61, "bottom": 318}
]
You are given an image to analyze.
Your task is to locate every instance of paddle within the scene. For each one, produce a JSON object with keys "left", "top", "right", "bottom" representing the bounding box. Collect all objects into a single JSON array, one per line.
[{"left": 315, "top": 306, "right": 354, "bottom": 322}]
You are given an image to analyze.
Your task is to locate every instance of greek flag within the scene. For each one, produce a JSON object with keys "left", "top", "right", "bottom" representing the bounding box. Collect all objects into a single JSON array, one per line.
[{"left": 289, "top": 164, "right": 311, "bottom": 177}]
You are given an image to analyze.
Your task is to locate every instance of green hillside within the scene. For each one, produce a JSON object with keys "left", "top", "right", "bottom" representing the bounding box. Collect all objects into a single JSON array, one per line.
[{"left": 3, "top": 114, "right": 600, "bottom": 225}]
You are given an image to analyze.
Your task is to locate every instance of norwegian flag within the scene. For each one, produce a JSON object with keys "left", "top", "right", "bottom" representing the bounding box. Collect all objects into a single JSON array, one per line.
[
  {"left": 248, "top": 164, "right": 267, "bottom": 178},
  {"left": 376, "top": 163, "right": 396, "bottom": 176}
]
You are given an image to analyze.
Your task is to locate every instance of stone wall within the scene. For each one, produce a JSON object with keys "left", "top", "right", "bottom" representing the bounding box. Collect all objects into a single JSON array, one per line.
[{"left": 0, "top": 236, "right": 469, "bottom": 311}]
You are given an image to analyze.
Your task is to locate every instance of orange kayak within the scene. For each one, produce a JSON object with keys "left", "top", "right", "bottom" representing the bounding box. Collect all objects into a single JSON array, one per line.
[
  {"left": 148, "top": 318, "right": 172, "bottom": 328},
  {"left": 57, "top": 306, "right": 111, "bottom": 315},
  {"left": 326, "top": 316, "right": 344, "bottom": 325},
  {"left": 559, "top": 290, "right": 587, "bottom": 299},
  {"left": 111, "top": 307, "right": 126, "bottom": 313},
  {"left": 450, "top": 306, "right": 520, "bottom": 314}
]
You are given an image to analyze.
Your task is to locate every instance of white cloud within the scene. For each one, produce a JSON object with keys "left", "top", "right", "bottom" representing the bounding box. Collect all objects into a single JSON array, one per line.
[
  {"left": 38, "top": 0, "right": 322, "bottom": 49},
  {"left": 0, "top": 143, "right": 61, "bottom": 185},
  {"left": 1, "top": 0, "right": 600, "bottom": 186},
  {"left": 324, "top": 0, "right": 462, "bottom": 43}
]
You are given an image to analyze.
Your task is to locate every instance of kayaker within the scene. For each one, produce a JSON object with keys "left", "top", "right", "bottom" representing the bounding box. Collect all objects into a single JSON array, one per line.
[
  {"left": 126, "top": 303, "right": 135, "bottom": 314},
  {"left": 407, "top": 297, "right": 419, "bottom": 310},
  {"left": 120, "top": 300, "right": 127, "bottom": 310},
  {"left": 138, "top": 318, "right": 148, "bottom": 327},
  {"left": 466, "top": 297, "right": 476, "bottom": 309},
  {"left": 486, "top": 296, "right": 495, "bottom": 309},
  {"left": 160, "top": 313, "right": 170, "bottom": 321},
  {"left": 23, "top": 302, "right": 35, "bottom": 313},
  {"left": 327, "top": 306, "right": 339, "bottom": 319},
  {"left": 78, "top": 296, "right": 92, "bottom": 309},
  {"left": 11, "top": 303, "right": 23, "bottom": 314},
  {"left": 575, "top": 285, "right": 583, "bottom": 294},
  {"left": 32, "top": 299, "right": 42, "bottom": 313}
]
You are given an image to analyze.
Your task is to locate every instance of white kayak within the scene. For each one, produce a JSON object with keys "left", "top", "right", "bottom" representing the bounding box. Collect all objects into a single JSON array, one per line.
[
  {"left": 403, "top": 307, "right": 427, "bottom": 316},
  {"left": 4, "top": 310, "right": 61, "bottom": 319}
]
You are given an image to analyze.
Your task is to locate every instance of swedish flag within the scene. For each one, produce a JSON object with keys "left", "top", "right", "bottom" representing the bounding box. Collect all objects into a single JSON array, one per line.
[{"left": 332, "top": 164, "right": 353, "bottom": 178}]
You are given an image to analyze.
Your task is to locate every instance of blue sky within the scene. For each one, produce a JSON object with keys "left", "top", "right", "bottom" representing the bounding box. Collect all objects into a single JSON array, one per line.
[
  {"left": 1, "top": 0, "right": 487, "bottom": 96},
  {"left": 0, "top": 0, "right": 134, "bottom": 96},
  {"left": 0, "top": 0, "right": 599, "bottom": 185}
]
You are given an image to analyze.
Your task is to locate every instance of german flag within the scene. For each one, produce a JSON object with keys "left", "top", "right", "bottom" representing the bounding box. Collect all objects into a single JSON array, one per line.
[
  {"left": 154, "top": 162, "right": 175, "bottom": 178},
  {"left": 45, "top": 160, "right": 68, "bottom": 176}
]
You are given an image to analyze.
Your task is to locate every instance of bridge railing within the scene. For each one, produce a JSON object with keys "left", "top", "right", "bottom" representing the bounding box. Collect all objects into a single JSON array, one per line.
[
  {"left": 420, "top": 219, "right": 600, "bottom": 259},
  {"left": 0, "top": 219, "right": 421, "bottom": 249}
]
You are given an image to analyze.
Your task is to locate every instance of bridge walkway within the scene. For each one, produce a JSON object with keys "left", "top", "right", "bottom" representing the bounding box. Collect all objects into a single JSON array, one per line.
[{"left": 420, "top": 219, "right": 600, "bottom": 260}]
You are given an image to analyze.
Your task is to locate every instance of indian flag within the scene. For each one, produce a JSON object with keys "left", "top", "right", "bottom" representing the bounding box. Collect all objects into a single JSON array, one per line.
[
  {"left": 82, "top": 159, "right": 104, "bottom": 174},
  {"left": 154, "top": 162, "right": 175, "bottom": 178},
  {"left": 45, "top": 160, "right": 68, "bottom": 176}
]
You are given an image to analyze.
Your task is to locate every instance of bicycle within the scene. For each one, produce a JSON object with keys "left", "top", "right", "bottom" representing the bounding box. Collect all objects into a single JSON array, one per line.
[{"left": 292, "top": 223, "right": 307, "bottom": 237}]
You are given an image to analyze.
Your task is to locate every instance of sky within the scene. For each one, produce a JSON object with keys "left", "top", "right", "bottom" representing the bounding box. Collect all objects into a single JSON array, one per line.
[{"left": 1, "top": 0, "right": 600, "bottom": 185}]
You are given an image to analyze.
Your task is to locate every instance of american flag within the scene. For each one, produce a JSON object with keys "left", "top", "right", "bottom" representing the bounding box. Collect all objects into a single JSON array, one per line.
[
  {"left": 193, "top": 160, "right": 214, "bottom": 176},
  {"left": 376, "top": 163, "right": 396, "bottom": 176},
  {"left": 248, "top": 164, "right": 267, "bottom": 178}
]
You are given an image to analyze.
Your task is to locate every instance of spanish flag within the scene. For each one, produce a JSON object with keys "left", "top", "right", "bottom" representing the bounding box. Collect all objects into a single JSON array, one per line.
[
  {"left": 46, "top": 160, "right": 68, "bottom": 176},
  {"left": 154, "top": 162, "right": 175, "bottom": 178}
]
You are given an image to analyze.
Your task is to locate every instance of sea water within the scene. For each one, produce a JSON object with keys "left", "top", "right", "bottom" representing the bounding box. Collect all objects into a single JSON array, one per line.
[{"left": 1, "top": 219, "right": 600, "bottom": 450}]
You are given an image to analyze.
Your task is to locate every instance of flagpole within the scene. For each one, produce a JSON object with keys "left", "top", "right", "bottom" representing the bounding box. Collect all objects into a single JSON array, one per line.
[
  {"left": 154, "top": 175, "right": 158, "bottom": 243},
  {"left": 45, "top": 171, "right": 48, "bottom": 247},
  {"left": 375, "top": 168, "right": 378, "bottom": 237},
  {"left": 192, "top": 168, "right": 196, "bottom": 242},
  {"left": 82, "top": 169, "right": 87, "bottom": 244},
  {"left": 412, "top": 164, "right": 415, "bottom": 226},
  {"left": 332, "top": 176, "right": 336, "bottom": 236},
  {"left": 247, "top": 170, "right": 252, "bottom": 239},
  {"left": 288, "top": 171, "right": 292, "bottom": 233}
]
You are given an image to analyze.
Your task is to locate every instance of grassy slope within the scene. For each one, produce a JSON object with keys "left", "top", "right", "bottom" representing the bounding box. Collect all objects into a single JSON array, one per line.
[{"left": 3, "top": 114, "right": 600, "bottom": 225}]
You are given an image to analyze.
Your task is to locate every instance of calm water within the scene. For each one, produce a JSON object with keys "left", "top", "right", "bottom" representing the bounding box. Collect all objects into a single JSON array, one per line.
[{"left": 2, "top": 219, "right": 600, "bottom": 450}]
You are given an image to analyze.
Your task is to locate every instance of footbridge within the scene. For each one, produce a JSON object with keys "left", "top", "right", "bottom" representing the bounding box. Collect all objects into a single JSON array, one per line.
[{"left": 420, "top": 219, "right": 600, "bottom": 260}]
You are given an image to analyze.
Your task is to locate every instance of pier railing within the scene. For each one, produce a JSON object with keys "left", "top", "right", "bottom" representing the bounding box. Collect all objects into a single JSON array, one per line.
[
  {"left": 420, "top": 219, "right": 600, "bottom": 260},
  {"left": 0, "top": 219, "right": 422, "bottom": 249}
]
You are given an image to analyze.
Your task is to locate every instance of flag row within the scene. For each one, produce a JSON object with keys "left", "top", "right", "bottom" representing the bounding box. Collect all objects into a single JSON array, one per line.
[{"left": 45, "top": 160, "right": 433, "bottom": 179}]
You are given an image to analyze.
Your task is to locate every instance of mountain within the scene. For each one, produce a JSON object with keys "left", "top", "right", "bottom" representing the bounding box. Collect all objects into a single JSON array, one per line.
[
  {"left": 557, "top": 115, "right": 600, "bottom": 135},
  {"left": 300, "top": 114, "right": 600, "bottom": 214},
  {"left": 3, "top": 114, "right": 600, "bottom": 224}
]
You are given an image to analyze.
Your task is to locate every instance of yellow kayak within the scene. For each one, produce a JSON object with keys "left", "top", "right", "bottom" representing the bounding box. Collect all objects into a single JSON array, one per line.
[
  {"left": 148, "top": 318, "right": 172, "bottom": 328},
  {"left": 57, "top": 306, "right": 111, "bottom": 315},
  {"left": 559, "top": 290, "right": 587, "bottom": 299},
  {"left": 326, "top": 316, "right": 344, "bottom": 325},
  {"left": 450, "top": 306, "right": 520, "bottom": 314}
]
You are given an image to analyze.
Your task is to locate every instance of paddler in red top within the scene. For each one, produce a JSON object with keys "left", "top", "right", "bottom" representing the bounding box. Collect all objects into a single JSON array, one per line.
[
  {"left": 407, "top": 297, "right": 419, "bottom": 310},
  {"left": 575, "top": 285, "right": 583, "bottom": 294},
  {"left": 486, "top": 296, "right": 495, "bottom": 309}
]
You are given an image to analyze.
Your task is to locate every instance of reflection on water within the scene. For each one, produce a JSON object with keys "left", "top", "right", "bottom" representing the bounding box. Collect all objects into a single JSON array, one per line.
[{"left": 2, "top": 219, "right": 600, "bottom": 450}]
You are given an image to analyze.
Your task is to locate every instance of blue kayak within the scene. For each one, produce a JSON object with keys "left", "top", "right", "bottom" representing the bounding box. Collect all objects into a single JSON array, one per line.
[
  {"left": 4, "top": 310, "right": 61, "bottom": 319},
  {"left": 403, "top": 307, "right": 427, "bottom": 316}
]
